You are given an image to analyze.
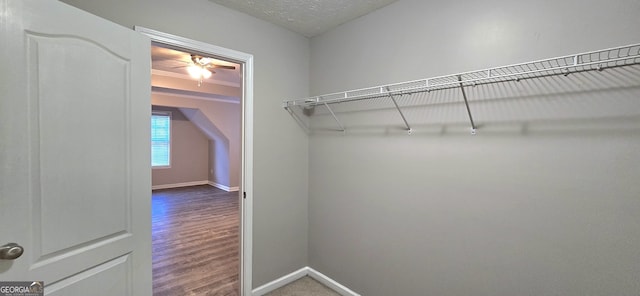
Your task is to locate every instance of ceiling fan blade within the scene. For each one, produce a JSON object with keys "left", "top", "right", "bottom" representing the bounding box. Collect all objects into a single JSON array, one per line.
[
  {"left": 152, "top": 57, "right": 180, "bottom": 62},
  {"left": 206, "top": 64, "right": 236, "bottom": 70}
]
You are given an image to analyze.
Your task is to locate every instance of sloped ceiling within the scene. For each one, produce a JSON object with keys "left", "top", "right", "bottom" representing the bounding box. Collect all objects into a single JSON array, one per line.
[{"left": 209, "top": 0, "right": 399, "bottom": 37}]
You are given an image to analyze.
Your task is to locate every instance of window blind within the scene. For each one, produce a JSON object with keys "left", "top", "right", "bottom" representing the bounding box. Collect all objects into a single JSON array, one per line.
[{"left": 151, "top": 112, "right": 171, "bottom": 167}]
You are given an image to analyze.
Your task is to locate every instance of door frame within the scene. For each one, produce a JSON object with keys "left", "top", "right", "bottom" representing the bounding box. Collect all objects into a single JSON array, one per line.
[{"left": 134, "top": 26, "right": 254, "bottom": 295}]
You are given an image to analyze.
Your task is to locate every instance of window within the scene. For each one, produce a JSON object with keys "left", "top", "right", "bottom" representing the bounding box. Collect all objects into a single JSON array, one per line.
[{"left": 151, "top": 111, "right": 171, "bottom": 168}]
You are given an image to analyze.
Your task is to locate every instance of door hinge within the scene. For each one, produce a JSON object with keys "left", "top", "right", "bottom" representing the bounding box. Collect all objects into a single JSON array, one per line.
[{"left": 243, "top": 192, "right": 246, "bottom": 199}]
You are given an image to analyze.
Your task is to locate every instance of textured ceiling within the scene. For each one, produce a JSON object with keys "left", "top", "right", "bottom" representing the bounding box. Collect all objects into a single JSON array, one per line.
[{"left": 209, "top": 0, "right": 398, "bottom": 37}]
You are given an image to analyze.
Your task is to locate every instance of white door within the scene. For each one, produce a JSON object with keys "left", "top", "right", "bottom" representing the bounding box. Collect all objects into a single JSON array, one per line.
[{"left": 0, "top": 0, "right": 151, "bottom": 295}]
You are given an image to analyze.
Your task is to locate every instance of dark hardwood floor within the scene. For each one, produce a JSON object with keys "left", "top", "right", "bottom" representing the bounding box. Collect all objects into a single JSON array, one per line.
[{"left": 152, "top": 185, "right": 240, "bottom": 296}]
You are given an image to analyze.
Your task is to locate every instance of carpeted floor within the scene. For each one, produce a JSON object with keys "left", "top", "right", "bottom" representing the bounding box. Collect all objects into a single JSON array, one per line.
[{"left": 265, "top": 276, "right": 340, "bottom": 296}]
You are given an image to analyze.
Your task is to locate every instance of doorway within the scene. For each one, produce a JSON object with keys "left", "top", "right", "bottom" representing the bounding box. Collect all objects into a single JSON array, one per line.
[{"left": 136, "top": 27, "right": 254, "bottom": 296}]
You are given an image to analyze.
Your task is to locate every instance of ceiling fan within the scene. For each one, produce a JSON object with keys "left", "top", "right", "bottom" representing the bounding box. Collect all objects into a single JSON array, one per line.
[{"left": 186, "top": 54, "right": 236, "bottom": 86}]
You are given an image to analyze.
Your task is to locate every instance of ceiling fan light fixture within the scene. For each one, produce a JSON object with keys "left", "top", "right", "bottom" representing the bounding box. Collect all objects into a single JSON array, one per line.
[
  {"left": 202, "top": 68, "right": 212, "bottom": 79},
  {"left": 187, "top": 65, "right": 202, "bottom": 79},
  {"left": 187, "top": 65, "right": 212, "bottom": 80}
]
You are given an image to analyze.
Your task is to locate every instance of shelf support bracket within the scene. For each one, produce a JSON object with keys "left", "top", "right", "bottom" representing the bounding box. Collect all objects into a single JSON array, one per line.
[
  {"left": 386, "top": 87, "right": 412, "bottom": 135},
  {"left": 284, "top": 105, "right": 310, "bottom": 134},
  {"left": 457, "top": 75, "right": 477, "bottom": 135},
  {"left": 324, "top": 102, "right": 345, "bottom": 133}
]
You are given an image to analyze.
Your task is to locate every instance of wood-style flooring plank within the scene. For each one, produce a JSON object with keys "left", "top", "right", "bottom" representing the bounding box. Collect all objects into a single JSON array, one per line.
[{"left": 152, "top": 185, "right": 240, "bottom": 296}]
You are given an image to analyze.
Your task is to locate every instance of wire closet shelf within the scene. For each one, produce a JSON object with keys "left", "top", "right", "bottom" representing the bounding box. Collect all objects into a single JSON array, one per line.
[{"left": 282, "top": 43, "right": 640, "bottom": 134}]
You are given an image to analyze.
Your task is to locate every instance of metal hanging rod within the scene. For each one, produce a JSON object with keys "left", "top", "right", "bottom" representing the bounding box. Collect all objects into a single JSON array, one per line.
[{"left": 283, "top": 43, "right": 640, "bottom": 109}]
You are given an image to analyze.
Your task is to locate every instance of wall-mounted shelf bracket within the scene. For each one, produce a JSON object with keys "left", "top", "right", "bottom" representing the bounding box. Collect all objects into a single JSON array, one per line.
[
  {"left": 457, "top": 75, "right": 477, "bottom": 135},
  {"left": 324, "top": 102, "right": 345, "bottom": 133},
  {"left": 385, "top": 87, "right": 412, "bottom": 135},
  {"left": 283, "top": 102, "right": 310, "bottom": 133}
]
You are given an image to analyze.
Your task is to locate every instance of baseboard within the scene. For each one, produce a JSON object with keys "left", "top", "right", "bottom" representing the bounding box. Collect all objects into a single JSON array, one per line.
[
  {"left": 252, "top": 266, "right": 360, "bottom": 296},
  {"left": 307, "top": 267, "right": 360, "bottom": 296},
  {"left": 252, "top": 267, "right": 308, "bottom": 296},
  {"left": 151, "top": 180, "right": 209, "bottom": 190},
  {"left": 208, "top": 181, "right": 240, "bottom": 192}
]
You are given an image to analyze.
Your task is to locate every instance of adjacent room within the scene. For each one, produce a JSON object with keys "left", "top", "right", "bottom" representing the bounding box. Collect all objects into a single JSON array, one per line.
[
  {"left": 149, "top": 44, "right": 243, "bottom": 295},
  {"left": 22, "top": 0, "right": 640, "bottom": 295}
]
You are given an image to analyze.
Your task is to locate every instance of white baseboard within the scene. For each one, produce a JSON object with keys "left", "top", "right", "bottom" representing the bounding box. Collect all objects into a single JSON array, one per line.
[
  {"left": 307, "top": 267, "right": 360, "bottom": 296},
  {"left": 208, "top": 181, "right": 240, "bottom": 192},
  {"left": 151, "top": 180, "right": 209, "bottom": 190},
  {"left": 252, "top": 266, "right": 360, "bottom": 296},
  {"left": 252, "top": 267, "right": 308, "bottom": 296}
]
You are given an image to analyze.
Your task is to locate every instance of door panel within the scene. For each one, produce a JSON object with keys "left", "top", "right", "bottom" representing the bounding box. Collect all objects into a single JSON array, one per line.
[
  {"left": 0, "top": 0, "right": 151, "bottom": 295},
  {"left": 45, "top": 255, "right": 132, "bottom": 295},
  {"left": 30, "top": 33, "right": 131, "bottom": 256}
]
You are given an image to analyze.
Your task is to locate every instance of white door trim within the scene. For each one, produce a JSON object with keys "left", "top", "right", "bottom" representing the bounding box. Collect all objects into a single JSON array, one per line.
[{"left": 134, "top": 26, "right": 254, "bottom": 296}]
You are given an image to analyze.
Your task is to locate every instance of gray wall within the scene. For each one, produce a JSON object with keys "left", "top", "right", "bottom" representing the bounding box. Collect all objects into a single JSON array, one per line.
[
  {"left": 151, "top": 106, "right": 209, "bottom": 186},
  {"left": 308, "top": 0, "right": 640, "bottom": 295},
  {"left": 59, "top": 0, "right": 310, "bottom": 287}
]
